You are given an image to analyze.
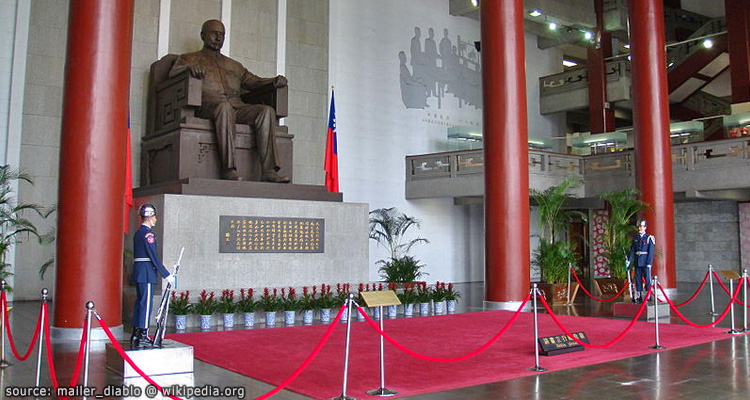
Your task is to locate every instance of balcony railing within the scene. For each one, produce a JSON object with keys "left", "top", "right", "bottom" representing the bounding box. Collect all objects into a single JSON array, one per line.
[{"left": 405, "top": 137, "right": 750, "bottom": 201}]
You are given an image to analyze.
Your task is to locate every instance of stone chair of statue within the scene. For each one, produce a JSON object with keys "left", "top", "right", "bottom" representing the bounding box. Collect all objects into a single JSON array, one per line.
[{"left": 141, "top": 54, "right": 293, "bottom": 186}]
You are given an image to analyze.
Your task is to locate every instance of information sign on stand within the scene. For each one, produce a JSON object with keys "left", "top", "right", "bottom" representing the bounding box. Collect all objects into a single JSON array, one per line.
[
  {"left": 360, "top": 291, "right": 401, "bottom": 308},
  {"left": 538, "top": 331, "right": 589, "bottom": 356}
]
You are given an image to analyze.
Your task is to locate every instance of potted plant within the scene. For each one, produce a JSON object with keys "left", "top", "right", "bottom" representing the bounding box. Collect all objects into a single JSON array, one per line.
[
  {"left": 335, "top": 283, "right": 351, "bottom": 322},
  {"left": 192, "top": 290, "right": 217, "bottom": 330},
  {"left": 316, "top": 284, "right": 336, "bottom": 322},
  {"left": 217, "top": 289, "right": 237, "bottom": 328},
  {"left": 356, "top": 283, "right": 369, "bottom": 320},
  {"left": 300, "top": 286, "right": 316, "bottom": 324},
  {"left": 281, "top": 287, "right": 301, "bottom": 324},
  {"left": 237, "top": 288, "right": 258, "bottom": 327},
  {"left": 530, "top": 176, "right": 585, "bottom": 304},
  {"left": 386, "top": 282, "right": 399, "bottom": 318},
  {"left": 595, "top": 188, "right": 648, "bottom": 299},
  {"left": 443, "top": 282, "right": 461, "bottom": 313},
  {"left": 258, "top": 288, "right": 281, "bottom": 326},
  {"left": 169, "top": 291, "right": 192, "bottom": 330},
  {"left": 369, "top": 207, "right": 430, "bottom": 284},
  {"left": 416, "top": 282, "right": 431, "bottom": 315},
  {"left": 432, "top": 282, "right": 448, "bottom": 314},
  {"left": 397, "top": 282, "right": 417, "bottom": 316},
  {"left": 0, "top": 166, "right": 55, "bottom": 287}
]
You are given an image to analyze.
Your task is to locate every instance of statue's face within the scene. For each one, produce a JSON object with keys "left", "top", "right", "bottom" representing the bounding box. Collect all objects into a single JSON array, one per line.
[{"left": 201, "top": 21, "right": 225, "bottom": 51}]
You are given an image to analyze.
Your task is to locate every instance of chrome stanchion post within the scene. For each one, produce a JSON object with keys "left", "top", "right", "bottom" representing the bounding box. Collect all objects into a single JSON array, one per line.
[
  {"left": 708, "top": 265, "right": 717, "bottom": 316},
  {"left": 83, "top": 301, "right": 94, "bottom": 400},
  {"left": 727, "top": 277, "right": 742, "bottom": 335},
  {"left": 331, "top": 294, "right": 357, "bottom": 400},
  {"left": 742, "top": 270, "right": 748, "bottom": 332},
  {"left": 566, "top": 263, "right": 573, "bottom": 307},
  {"left": 648, "top": 278, "right": 665, "bottom": 350},
  {"left": 0, "top": 279, "right": 12, "bottom": 368},
  {"left": 528, "top": 284, "right": 547, "bottom": 372},
  {"left": 366, "top": 305, "right": 397, "bottom": 397},
  {"left": 35, "top": 289, "right": 48, "bottom": 388}
]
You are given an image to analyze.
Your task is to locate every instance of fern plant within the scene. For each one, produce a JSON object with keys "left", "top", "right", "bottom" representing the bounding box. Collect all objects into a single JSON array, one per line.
[
  {"left": 369, "top": 207, "right": 429, "bottom": 283},
  {"left": 598, "top": 188, "right": 648, "bottom": 280}
]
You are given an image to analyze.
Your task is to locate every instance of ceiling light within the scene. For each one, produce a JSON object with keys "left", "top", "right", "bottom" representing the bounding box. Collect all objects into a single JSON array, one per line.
[
  {"left": 470, "top": 0, "right": 478, "bottom": 6},
  {"left": 702, "top": 39, "right": 713, "bottom": 49},
  {"left": 548, "top": 22, "right": 558, "bottom": 30},
  {"left": 562, "top": 60, "right": 578, "bottom": 67},
  {"left": 529, "top": 9, "right": 542, "bottom": 17},
  {"left": 584, "top": 31, "right": 593, "bottom": 40},
  {"left": 623, "top": 44, "right": 630, "bottom": 49}
]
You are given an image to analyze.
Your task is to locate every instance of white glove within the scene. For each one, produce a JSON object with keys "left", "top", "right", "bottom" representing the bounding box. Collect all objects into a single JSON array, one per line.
[
  {"left": 165, "top": 274, "right": 176, "bottom": 284},
  {"left": 625, "top": 260, "right": 630, "bottom": 269}
]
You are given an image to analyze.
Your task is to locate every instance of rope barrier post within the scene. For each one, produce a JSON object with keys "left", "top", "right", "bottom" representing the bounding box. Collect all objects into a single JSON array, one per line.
[
  {"left": 566, "top": 263, "right": 573, "bottom": 307},
  {"left": 726, "top": 276, "right": 742, "bottom": 335},
  {"left": 331, "top": 293, "right": 357, "bottom": 400},
  {"left": 648, "top": 278, "right": 666, "bottom": 350},
  {"left": 35, "top": 288, "right": 48, "bottom": 388},
  {"left": 743, "top": 270, "right": 748, "bottom": 333},
  {"left": 527, "top": 284, "right": 547, "bottom": 372},
  {"left": 366, "top": 305, "right": 397, "bottom": 397},
  {"left": 707, "top": 265, "right": 717, "bottom": 316},
  {"left": 83, "top": 301, "right": 94, "bottom": 400},
  {"left": 0, "top": 279, "right": 12, "bottom": 368}
]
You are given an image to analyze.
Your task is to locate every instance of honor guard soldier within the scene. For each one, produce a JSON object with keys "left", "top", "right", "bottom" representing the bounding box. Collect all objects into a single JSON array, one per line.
[
  {"left": 626, "top": 219, "right": 655, "bottom": 304},
  {"left": 130, "top": 204, "right": 174, "bottom": 348}
]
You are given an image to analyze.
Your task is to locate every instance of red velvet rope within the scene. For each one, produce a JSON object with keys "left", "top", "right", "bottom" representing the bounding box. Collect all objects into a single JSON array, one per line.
[
  {"left": 672, "top": 270, "right": 710, "bottom": 307},
  {"left": 570, "top": 268, "right": 628, "bottom": 302},
  {"left": 356, "top": 292, "right": 532, "bottom": 363},
  {"left": 711, "top": 271, "right": 749, "bottom": 307},
  {"left": 98, "top": 304, "right": 346, "bottom": 400},
  {"left": 43, "top": 303, "right": 88, "bottom": 399},
  {"left": 2, "top": 291, "right": 43, "bottom": 361},
  {"left": 658, "top": 282, "right": 740, "bottom": 328},
  {"left": 538, "top": 287, "right": 652, "bottom": 349}
]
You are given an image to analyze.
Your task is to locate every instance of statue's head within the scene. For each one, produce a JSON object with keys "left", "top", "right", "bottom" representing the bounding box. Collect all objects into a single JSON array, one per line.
[{"left": 201, "top": 19, "right": 226, "bottom": 52}]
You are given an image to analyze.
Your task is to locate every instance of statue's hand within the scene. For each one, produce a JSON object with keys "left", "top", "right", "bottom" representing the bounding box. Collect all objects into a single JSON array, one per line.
[
  {"left": 188, "top": 65, "right": 206, "bottom": 79},
  {"left": 274, "top": 75, "right": 288, "bottom": 88}
]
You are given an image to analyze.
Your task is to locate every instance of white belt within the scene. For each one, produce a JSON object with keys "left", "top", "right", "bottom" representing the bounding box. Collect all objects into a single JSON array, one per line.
[
  {"left": 134, "top": 258, "right": 151, "bottom": 262},
  {"left": 635, "top": 252, "right": 647, "bottom": 255}
]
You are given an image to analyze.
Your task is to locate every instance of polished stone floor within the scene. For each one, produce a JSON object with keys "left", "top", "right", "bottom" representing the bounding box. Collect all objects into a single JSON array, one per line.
[{"left": 1, "top": 280, "right": 749, "bottom": 399}]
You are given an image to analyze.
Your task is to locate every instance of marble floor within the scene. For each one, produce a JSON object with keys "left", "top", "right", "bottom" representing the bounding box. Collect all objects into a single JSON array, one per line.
[{"left": 1, "top": 280, "right": 748, "bottom": 400}]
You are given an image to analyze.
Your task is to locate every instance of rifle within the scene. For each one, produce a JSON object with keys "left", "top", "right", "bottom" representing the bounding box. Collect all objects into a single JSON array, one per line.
[
  {"left": 625, "top": 251, "right": 634, "bottom": 303},
  {"left": 152, "top": 247, "right": 185, "bottom": 348}
]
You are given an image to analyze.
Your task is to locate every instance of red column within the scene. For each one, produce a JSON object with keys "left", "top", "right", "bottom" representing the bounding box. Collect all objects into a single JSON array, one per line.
[
  {"left": 54, "top": 1, "right": 135, "bottom": 329},
  {"left": 627, "top": 0, "right": 676, "bottom": 289},
  {"left": 587, "top": 0, "right": 615, "bottom": 134},
  {"left": 481, "top": 1, "right": 530, "bottom": 304},
  {"left": 725, "top": 0, "right": 750, "bottom": 103}
]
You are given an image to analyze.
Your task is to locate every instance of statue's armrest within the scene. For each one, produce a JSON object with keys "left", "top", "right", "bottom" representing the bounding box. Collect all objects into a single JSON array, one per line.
[
  {"left": 150, "top": 69, "right": 204, "bottom": 135},
  {"left": 241, "top": 84, "right": 288, "bottom": 118}
]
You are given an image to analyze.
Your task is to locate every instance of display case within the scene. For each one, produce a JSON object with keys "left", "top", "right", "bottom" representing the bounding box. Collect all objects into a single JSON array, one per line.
[
  {"left": 570, "top": 131, "right": 628, "bottom": 155},
  {"left": 669, "top": 121, "right": 704, "bottom": 144}
]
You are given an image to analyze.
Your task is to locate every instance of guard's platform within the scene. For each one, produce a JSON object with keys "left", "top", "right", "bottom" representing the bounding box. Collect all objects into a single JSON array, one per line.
[
  {"left": 613, "top": 301, "right": 670, "bottom": 320},
  {"left": 106, "top": 339, "right": 194, "bottom": 398}
]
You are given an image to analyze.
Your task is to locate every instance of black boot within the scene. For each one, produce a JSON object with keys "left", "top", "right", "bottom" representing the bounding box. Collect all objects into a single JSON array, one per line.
[
  {"left": 139, "top": 328, "right": 153, "bottom": 348},
  {"left": 130, "top": 328, "right": 141, "bottom": 349},
  {"left": 635, "top": 294, "right": 643, "bottom": 304}
]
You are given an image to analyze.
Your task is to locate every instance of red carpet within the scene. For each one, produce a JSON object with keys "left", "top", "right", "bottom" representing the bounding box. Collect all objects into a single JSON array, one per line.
[{"left": 168, "top": 310, "right": 729, "bottom": 399}]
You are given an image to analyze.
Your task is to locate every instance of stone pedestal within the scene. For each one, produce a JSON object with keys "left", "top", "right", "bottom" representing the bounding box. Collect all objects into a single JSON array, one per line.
[
  {"left": 613, "top": 302, "right": 670, "bottom": 320},
  {"left": 125, "top": 193, "right": 369, "bottom": 294}
]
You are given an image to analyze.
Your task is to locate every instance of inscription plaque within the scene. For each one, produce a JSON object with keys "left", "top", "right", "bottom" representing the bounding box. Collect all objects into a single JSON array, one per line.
[{"left": 219, "top": 216, "right": 324, "bottom": 253}]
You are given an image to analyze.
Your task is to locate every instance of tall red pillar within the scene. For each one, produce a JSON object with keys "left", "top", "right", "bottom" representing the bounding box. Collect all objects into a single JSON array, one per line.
[
  {"left": 481, "top": 1, "right": 530, "bottom": 307},
  {"left": 725, "top": 0, "right": 750, "bottom": 104},
  {"left": 587, "top": 0, "right": 615, "bottom": 134},
  {"left": 627, "top": 0, "right": 677, "bottom": 290},
  {"left": 53, "top": 1, "right": 135, "bottom": 332}
]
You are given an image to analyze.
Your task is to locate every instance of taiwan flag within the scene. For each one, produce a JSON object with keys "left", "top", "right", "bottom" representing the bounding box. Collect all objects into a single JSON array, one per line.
[{"left": 324, "top": 90, "right": 339, "bottom": 193}]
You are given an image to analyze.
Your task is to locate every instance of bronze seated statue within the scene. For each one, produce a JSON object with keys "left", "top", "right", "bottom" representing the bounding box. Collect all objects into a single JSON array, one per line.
[{"left": 142, "top": 54, "right": 293, "bottom": 185}]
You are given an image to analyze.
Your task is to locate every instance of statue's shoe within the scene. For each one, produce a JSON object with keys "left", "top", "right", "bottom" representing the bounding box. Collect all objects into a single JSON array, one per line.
[
  {"left": 261, "top": 171, "right": 291, "bottom": 183},
  {"left": 222, "top": 168, "right": 243, "bottom": 180}
]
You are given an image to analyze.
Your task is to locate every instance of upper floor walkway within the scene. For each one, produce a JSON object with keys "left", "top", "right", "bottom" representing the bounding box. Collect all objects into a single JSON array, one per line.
[{"left": 405, "top": 137, "right": 750, "bottom": 204}]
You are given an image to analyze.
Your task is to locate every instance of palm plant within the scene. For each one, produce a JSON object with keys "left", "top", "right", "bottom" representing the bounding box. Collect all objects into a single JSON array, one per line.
[
  {"left": 598, "top": 188, "right": 648, "bottom": 280},
  {"left": 0, "top": 166, "right": 55, "bottom": 290},
  {"left": 369, "top": 207, "right": 429, "bottom": 283},
  {"left": 530, "top": 176, "right": 585, "bottom": 284}
]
